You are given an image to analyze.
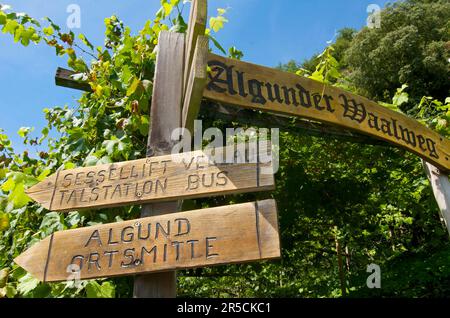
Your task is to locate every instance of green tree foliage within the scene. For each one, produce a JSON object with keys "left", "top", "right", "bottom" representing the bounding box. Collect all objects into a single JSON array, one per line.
[{"left": 344, "top": 0, "right": 450, "bottom": 104}]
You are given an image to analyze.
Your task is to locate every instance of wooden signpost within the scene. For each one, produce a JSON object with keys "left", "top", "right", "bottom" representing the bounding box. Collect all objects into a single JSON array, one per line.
[
  {"left": 25, "top": 145, "right": 274, "bottom": 212},
  {"left": 203, "top": 54, "right": 450, "bottom": 172},
  {"left": 15, "top": 200, "right": 280, "bottom": 282},
  {"left": 134, "top": 30, "right": 184, "bottom": 298},
  {"left": 15, "top": 0, "right": 450, "bottom": 299}
]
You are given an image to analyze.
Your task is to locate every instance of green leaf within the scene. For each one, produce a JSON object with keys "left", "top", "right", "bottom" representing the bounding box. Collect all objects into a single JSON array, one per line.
[
  {"left": 155, "top": 7, "right": 165, "bottom": 20},
  {"left": 65, "top": 162, "right": 76, "bottom": 170},
  {"left": 1, "top": 178, "right": 14, "bottom": 192},
  {"left": 68, "top": 58, "right": 88, "bottom": 73},
  {"left": 86, "top": 281, "right": 115, "bottom": 298},
  {"left": 393, "top": 92, "right": 409, "bottom": 106},
  {"left": 84, "top": 155, "right": 99, "bottom": 167},
  {"left": 0, "top": 213, "right": 9, "bottom": 231},
  {"left": 379, "top": 101, "right": 401, "bottom": 112},
  {"left": 209, "top": 15, "right": 228, "bottom": 33},
  {"left": 5, "top": 284, "right": 17, "bottom": 298},
  {"left": 127, "top": 77, "right": 141, "bottom": 96},
  {"left": 43, "top": 26, "right": 54, "bottom": 36},
  {"left": 13, "top": 23, "right": 23, "bottom": 43},
  {"left": 37, "top": 169, "right": 51, "bottom": 182},
  {"left": 0, "top": 12, "right": 7, "bottom": 25},
  {"left": 65, "top": 212, "right": 82, "bottom": 229},
  {"left": 327, "top": 67, "right": 341, "bottom": 80},
  {"left": 39, "top": 212, "right": 65, "bottom": 235},
  {"left": 102, "top": 139, "right": 118, "bottom": 155},
  {"left": 0, "top": 268, "right": 8, "bottom": 287},
  {"left": 17, "top": 273, "right": 39, "bottom": 295},
  {"left": 310, "top": 70, "right": 325, "bottom": 83},
  {"left": 228, "top": 46, "right": 243, "bottom": 60},
  {"left": 17, "top": 127, "right": 33, "bottom": 138},
  {"left": 78, "top": 33, "right": 94, "bottom": 50},
  {"left": 162, "top": 2, "right": 173, "bottom": 17},
  {"left": 170, "top": 13, "right": 187, "bottom": 33},
  {"left": 20, "top": 27, "right": 37, "bottom": 46},
  {"left": 138, "top": 115, "right": 150, "bottom": 136},
  {"left": 2, "top": 19, "right": 19, "bottom": 35},
  {"left": 97, "top": 156, "right": 112, "bottom": 165},
  {"left": 208, "top": 34, "right": 226, "bottom": 55},
  {"left": 9, "top": 182, "right": 31, "bottom": 208},
  {"left": 5, "top": 172, "right": 39, "bottom": 188}
]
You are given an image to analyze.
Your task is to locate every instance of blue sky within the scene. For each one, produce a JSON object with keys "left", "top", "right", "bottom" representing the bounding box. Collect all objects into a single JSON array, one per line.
[{"left": 0, "top": 0, "right": 393, "bottom": 154}]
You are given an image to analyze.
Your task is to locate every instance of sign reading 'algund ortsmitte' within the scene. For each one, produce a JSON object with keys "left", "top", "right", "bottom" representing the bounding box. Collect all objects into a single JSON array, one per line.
[
  {"left": 14, "top": 200, "right": 280, "bottom": 282},
  {"left": 26, "top": 145, "right": 274, "bottom": 212},
  {"left": 203, "top": 53, "right": 450, "bottom": 172}
]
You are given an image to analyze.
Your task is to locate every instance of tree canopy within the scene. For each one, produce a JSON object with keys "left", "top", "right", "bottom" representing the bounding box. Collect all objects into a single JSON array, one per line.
[{"left": 344, "top": 0, "right": 450, "bottom": 105}]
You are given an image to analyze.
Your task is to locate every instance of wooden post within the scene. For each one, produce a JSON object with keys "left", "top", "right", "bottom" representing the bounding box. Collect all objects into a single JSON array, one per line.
[
  {"left": 184, "top": 0, "right": 207, "bottom": 96},
  {"left": 423, "top": 161, "right": 450, "bottom": 237},
  {"left": 133, "top": 31, "right": 185, "bottom": 298},
  {"left": 182, "top": 35, "right": 209, "bottom": 134}
]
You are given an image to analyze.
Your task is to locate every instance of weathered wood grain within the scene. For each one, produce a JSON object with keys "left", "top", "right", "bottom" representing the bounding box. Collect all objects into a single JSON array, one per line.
[
  {"left": 55, "top": 67, "right": 92, "bottom": 92},
  {"left": 135, "top": 30, "right": 185, "bottom": 298},
  {"left": 14, "top": 200, "right": 281, "bottom": 282},
  {"left": 183, "top": 0, "right": 207, "bottom": 95},
  {"left": 25, "top": 145, "right": 274, "bottom": 212},
  {"left": 203, "top": 53, "right": 450, "bottom": 172},
  {"left": 182, "top": 35, "right": 209, "bottom": 134},
  {"left": 423, "top": 161, "right": 450, "bottom": 236}
]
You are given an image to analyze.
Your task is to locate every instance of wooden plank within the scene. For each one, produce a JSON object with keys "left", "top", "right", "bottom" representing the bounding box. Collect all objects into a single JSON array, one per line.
[
  {"left": 423, "top": 161, "right": 450, "bottom": 236},
  {"left": 135, "top": 31, "right": 185, "bottom": 298},
  {"left": 25, "top": 144, "right": 274, "bottom": 212},
  {"left": 54, "top": 68, "right": 392, "bottom": 147},
  {"left": 14, "top": 199, "right": 281, "bottom": 282},
  {"left": 182, "top": 35, "right": 209, "bottom": 134},
  {"left": 183, "top": 0, "right": 207, "bottom": 95},
  {"left": 55, "top": 67, "right": 92, "bottom": 92},
  {"left": 203, "top": 53, "right": 450, "bottom": 172}
]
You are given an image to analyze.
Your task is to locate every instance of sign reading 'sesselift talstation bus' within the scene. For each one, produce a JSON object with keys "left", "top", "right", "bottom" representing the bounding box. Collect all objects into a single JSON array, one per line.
[
  {"left": 15, "top": 200, "right": 280, "bottom": 282},
  {"left": 26, "top": 145, "right": 274, "bottom": 212},
  {"left": 203, "top": 53, "right": 450, "bottom": 172}
]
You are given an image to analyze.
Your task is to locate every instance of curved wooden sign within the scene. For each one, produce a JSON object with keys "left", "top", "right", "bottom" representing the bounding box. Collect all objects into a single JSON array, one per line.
[{"left": 203, "top": 53, "right": 450, "bottom": 172}]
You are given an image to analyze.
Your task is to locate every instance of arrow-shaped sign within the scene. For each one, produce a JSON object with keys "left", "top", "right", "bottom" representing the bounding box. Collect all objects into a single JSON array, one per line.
[
  {"left": 15, "top": 200, "right": 281, "bottom": 282},
  {"left": 26, "top": 144, "right": 274, "bottom": 212},
  {"left": 203, "top": 53, "right": 450, "bottom": 172}
]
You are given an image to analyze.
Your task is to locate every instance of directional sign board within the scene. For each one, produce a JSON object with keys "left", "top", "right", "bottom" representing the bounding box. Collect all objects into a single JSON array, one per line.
[
  {"left": 15, "top": 200, "right": 281, "bottom": 282},
  {"left": 203, "top": 53, "right": 450, "bottom": 172},
  {"left": 26, "top": 144, "right": 274, "bottom": 212}
]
